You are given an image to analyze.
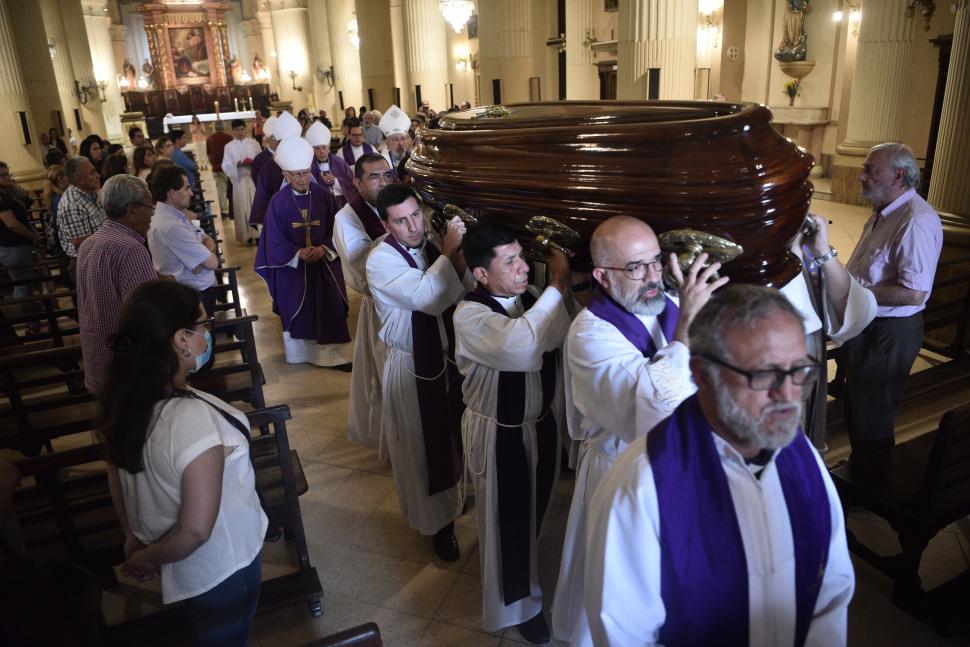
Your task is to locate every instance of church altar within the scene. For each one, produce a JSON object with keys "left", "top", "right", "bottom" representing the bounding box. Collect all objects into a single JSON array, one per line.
[{"left": 162, "top": 110, "right": 257, "bottom": 133}]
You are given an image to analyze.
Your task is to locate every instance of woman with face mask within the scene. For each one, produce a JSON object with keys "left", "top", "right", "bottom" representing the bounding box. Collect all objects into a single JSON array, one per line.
[{"left": 98, "top": 280, "right": 267, "bottom": 646}]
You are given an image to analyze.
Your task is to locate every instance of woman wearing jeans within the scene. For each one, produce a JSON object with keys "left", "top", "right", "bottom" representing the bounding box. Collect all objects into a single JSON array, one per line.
[
  {"left": 100, "top": 281, "right": 267, "bottom": 645},
  {"left": 0, "top": 162, "right": 40, "bottom": 300}
]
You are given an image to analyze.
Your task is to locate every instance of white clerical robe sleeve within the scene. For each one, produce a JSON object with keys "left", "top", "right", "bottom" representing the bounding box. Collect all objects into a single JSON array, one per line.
[
  {"left": 334, "top": 209, "right": 373, "bottom": 292},
  {"left": 367, "top": 249, "right": 465, "bottom": 316},
  {"left": 221, "top": 142, "right": 240, "bottom": 183},
  {"left": 824, "top": 278, "right": 877, "bottom": 346},
  {"left": 455, "top": 287, "right": 570, "bottom": 373}
]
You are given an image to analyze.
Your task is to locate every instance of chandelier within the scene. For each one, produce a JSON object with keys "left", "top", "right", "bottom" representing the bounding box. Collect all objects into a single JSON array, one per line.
[
  {"left": 347, "top": 19, "right": 360, "bottom": 50},
  {"left": 438, "top": 0, "right": 474, "bottom": 34}
]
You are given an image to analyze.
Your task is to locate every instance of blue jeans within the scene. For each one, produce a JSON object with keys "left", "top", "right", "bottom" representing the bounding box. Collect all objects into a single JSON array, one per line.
[
  {"left": 184, "top": 554, "right": 262, "bottom": 647},
  {"left": 0, "top": 245, "right": 36, "bottom": 299}
]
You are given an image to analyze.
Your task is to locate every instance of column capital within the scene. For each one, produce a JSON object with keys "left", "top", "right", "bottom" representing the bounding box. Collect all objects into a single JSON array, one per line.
[
  {"left": 80, "top": 1, "right": 109, "bottom": 18},
  {"left": 266, "top": 0, "right": 308, "bottom": 11}
]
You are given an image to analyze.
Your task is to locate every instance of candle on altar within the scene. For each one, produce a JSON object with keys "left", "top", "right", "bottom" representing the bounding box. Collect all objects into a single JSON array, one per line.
[
  {"left": 214, "top": 100, "right": 220, "bottom": 116},
  {"left": 234, "top": 97, "right": 239, "bottom": 111}
]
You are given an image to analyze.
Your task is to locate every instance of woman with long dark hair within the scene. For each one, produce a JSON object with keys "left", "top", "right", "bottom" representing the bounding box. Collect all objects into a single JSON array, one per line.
[
  {"left": 79, "top": 134, "right": 104, "bottom": 174},
  {"left": 100, "top": 152, "right": 131, "bottom": 181},
  {"left": 99, "top": 280, "right": 267, "bottom": 645},
  {"left": 132, "top": 144, "right": 156, "bottom": 180}
]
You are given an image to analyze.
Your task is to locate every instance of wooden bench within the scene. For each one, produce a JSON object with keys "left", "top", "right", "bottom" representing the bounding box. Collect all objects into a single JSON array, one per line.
[
  {"left": 0, "top": 289, "right": 79, "bottom": 350},
  {"left": 190, "top": 310, "right": 266, "bottom": 409},
  {"left": 299, "top": 623, "right": 383, "bottom": 647},
  {"left": 922, "top": 254, "right": 970, "bottom": 358},
  {"left": 830, "top": 403, "right": 970, "bottom": 618},
  {"left": 12, "top": 404, "right": 322, "bottom": 646}
]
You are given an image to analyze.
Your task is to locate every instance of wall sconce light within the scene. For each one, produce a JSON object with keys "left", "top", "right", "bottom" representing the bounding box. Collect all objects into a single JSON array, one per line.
[
  {"left": 545, "top": 33, "right": 566, "bottom": 54},
  {"left": 74, "top": 80, "right": 98, "bottom": 105},
  {"left": 118, "top": 76, "right": 130, "bottom": 91},
  {"left": 97, "top": 80, "right": 108, "bottom": 103},
  {"left": 455, "top": 57, "right": 467, "bottom": 71},
  {"left": 47, "top": 38, "right": 56, "bottom": 60},
  {"left": 698, "top": 1, "right": 721, "bottom": 50},
  {"left": 906, "top": 0, "right": 935, "bottom": 31},
  {"left": 583, "top": 29, "right": 598, "bottom": 49},
  {"left": 316, "top": 65, "right": 335, "bottom": 88},
  {"left": 833, "top": 3, "right": 862, "bottom": 37},
  {"left": 288, "top": 70, "right": 302, "bottom": 92}
]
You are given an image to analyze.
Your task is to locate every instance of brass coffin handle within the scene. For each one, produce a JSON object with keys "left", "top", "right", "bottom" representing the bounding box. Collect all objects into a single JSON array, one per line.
[
  {"left": 430, "top": 203, "right": 480, "bottom": 236},
  {"left": 526, "top": 216, "right": 580, "bottom": 257},
  {"left": 658, "top": 228, "right": 743, "bottom": 290}
]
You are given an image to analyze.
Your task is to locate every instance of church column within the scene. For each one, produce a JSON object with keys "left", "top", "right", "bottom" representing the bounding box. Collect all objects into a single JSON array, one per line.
[
  {"left": 477, "top": 0, "right": 535, "bottom": 104},
  {"left": 327, "top": 0, "right": 364, "bottom": 113},
  {"left": 59, "top": 0, "right": 108, "bottom": 137},
  {"left": 389, "top": 0, "right": 411, "bottom": 106},
  {"left": 616, "top": 0, "right": 697, "bottom": 100},
  {"left": 927, "top": 0, "right": 970, "bottom": 232},
  {"left": 356, "top": 0, "right": 395, "bottom": 111},
  {"left": 240, "top": 18, "right": 264, "bottom": 80},
  {"left": 402, "top": 0, "right": 448, "bottom": 111},
  {"left": 565, "top": 0, "right": 599, "bottom": 99},
  {"left": 39, "top": 0, "right": 85, "bottom": 146},
  {"left": 256, "top": 9, "right": 279, "bottom": 95},
  {"left": 0, "top": 0, "right": 41, "bottom": 172},
  {"left": 268, "top": 0, "right": 313, "bottom": 110},
  {"left": 82, "top": 0, "right": 124, "bottom": 142},
  {"left": 832, "top": 2, "right": 915, "bottom": 205},
  {"left": 307, "top": 0, "right": 338, "bottom": 118}
]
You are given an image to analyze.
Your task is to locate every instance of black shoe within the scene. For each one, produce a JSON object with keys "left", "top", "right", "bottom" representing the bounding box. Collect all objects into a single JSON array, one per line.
[
  {"left": 432, "top": 522, "right": 459, "bottom": 561},
  {"left": 516, "top": 612, "right": 550, "bottom": 644},
  {"left": 330, "top": 362, "right": 353, "bottom": 373},
  {"left": 264, "top": 525, "right": 282, "bottom": 543}
]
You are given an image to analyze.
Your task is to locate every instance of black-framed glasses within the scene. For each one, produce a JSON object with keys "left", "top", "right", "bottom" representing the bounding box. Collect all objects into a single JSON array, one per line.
[
  {"left": 697, "top": 353, "right": 820, "bottom": 391},
  {"left": 190, "top": 317, "right": 214, "bottom": 333},
  {"left": 597, "top": 254, "right": 664, "bottom": 281}
]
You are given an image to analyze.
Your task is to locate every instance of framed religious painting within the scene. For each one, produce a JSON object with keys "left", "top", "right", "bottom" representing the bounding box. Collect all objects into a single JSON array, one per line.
[{"left": 168, "top": 25, "right": 212, "bottom": 85}]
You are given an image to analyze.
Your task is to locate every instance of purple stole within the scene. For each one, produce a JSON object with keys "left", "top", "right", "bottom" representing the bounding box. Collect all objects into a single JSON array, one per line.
[
  {"left": 349, "top": 196, "right": 386, "bottom": 241},
  {"left": 463, "top": 285, "right": 559, "bottom": 606},
  {"left": 586, "top": 282, "right": 679, "bottom": 356},
  {"left": 383, "top": 235, "right": 464, "bottom": 496},
  {"left": 340, "top": 141, "right": 375, "bottom": 166},
  {"left": 249, "top": 157, "right": 284, "bottom": 226},
  {"left": 649, "top": 396, "right": 832, "bottom": 647}
]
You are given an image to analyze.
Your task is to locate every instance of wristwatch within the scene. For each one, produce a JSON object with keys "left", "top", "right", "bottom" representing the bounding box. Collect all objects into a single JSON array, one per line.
[{"left": 814, "top": 247, "right": 838, "bottom": 268}]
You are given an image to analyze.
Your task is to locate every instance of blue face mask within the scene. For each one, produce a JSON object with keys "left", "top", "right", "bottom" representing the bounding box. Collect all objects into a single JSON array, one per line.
[{"left": 187, "top": 329, "right": 212, "bottom": 373}]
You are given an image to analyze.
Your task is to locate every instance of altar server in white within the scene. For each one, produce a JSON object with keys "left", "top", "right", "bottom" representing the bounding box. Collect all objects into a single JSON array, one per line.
[
  {"left": 365, "top": 184, "right": 474, "bottom": 560},
  {"left": 221, "top": 118, "right": 261, "bottom": 243},
  {"left": 551, "top": 215, "right": 726, "bottom": 642},
  {"left": 578, "top": 285, "right": 854, "bottom": 647},
  {"left": 454, "top": 223, "right": 573, "bottom": 644}
]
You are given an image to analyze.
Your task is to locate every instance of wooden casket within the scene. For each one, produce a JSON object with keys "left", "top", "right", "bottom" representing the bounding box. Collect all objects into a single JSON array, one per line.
[{"left": 407, "top": 100, "right": 814, "bottom": 287}]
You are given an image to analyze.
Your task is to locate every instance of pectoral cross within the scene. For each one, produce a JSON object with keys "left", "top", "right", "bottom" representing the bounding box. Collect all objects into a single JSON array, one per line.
[{"left": 291, "top": 207, "right": 320, "bottom": 247}]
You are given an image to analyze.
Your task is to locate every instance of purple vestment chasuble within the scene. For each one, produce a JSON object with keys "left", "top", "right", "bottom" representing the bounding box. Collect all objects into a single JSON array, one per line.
[
  {"left": 254, "top": 184, "right": 350, "bottom": 346},
  {"left": 340, "top": 141, "right": 375, "bottom": 166},
  {"left": 249, "top": 154, "right": 285, "bottom": 225},
  {"left": 310, "top": 153, "right": 358, "bottom": 207}
]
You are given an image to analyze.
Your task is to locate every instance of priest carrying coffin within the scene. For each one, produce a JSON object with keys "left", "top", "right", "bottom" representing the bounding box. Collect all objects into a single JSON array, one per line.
[{"left": 254, "top": 135, "right": 352, "bottom": 369}]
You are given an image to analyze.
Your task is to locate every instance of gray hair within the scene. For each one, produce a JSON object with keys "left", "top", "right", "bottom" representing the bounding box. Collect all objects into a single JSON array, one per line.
[
  {"left": 870, "top": 142, "right": 921, "bottom": 189},
  {"left": 689, "top": 284, "right": 804, "bottom": 364},
  {"left": 65, "top": 156, "right": 93, "bottom": 182},
  {"left": 100, "top": 174, "right": 149, "bottom": 220}
]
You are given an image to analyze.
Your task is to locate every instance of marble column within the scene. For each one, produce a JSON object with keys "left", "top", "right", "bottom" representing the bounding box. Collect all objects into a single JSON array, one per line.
[
  {"left": 109, "top": 23, "right": 128, "bottom": 92},
  {"left": 356, "top": 0, "right": 395, "bottom": 111},
  {"left": 82, "top": 0, "right": 124, "bottom": 142},
  {"left": 268, "top": 0, "right": 313, "bottom": 110},
  {"left": 565, "top": 0, "right": 599, "bottom": 100},
  {"left": 327, "top": 0, "right": 364, "bottom": 112},
  {"left": 58, "top": 0, "right": 108, "bottom": 136},
  {"left": 240, "top": 18, "right": 263, "bottom": 79},
  {"left": 389, "top": 0, "right": 411, "bottom": 105},
  {"left": 0, "top": 0, "right": 41, "bottom": 171},
  {"left": 257, "top": 10, "right": 279, "bottom": 95},
  {"left": 39, "top": 0, "right": 84, "bottom": 145},
  {"left": 6, "top": 0, "right": 62, "bottom": 152},
  {"left": 927, "top": 0, "right": 970, "bottom": 230},
  {"left": 402, "top": 0, "right": 448, "bottom": 111},
  {"left": 832, "top": 1, "right": 915, "bottom": 205},
  {"left": 307, "top": 0, "right": 338, "bottom": 118},
  {"left": 477, "top": 0, "right": 535, "bottom": 105},
  {"left": 616, "top": 0, "right": 697, "bottom": 100}
]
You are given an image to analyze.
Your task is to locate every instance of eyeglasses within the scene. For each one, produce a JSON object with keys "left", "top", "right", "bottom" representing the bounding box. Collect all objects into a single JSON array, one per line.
[
  {"left": 187, "top": 317, "right": 214, "bottom": 333},
  {"left": 697, "top": 353, "right": 820, "bottom": 391},
  {"left": 597, "top": 255, "right": 664, "bottom": 281}
]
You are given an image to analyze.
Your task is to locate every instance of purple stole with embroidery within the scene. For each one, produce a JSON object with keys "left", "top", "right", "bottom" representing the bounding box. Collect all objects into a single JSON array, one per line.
[
  {"left": 586, "top": 282, "right": 679, "bottom": 356},
  {"left": 340, "top": 141, "right": 375, "bottom": 166},
  {"left": 648, "top": 396, "right": 832, "bottom": 647},
  {"left": 349, "top": 196, "right": 386, "bottom": 241},
  {"left": 463, "top": 285, "right": 559, "bottom": 605},
  {"left": 383, "top": 235, "right": 464, "bottom": 495}
]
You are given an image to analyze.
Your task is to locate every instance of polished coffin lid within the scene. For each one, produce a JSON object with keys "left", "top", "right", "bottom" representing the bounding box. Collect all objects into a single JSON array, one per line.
[{"left": 407, "top": 100, "right": 815, "bottom": 287}]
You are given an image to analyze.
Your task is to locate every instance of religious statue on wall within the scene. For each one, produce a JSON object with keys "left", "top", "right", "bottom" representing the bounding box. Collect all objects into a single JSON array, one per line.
[
  {"left": 253, "top": 53, "right": 267, "bottom": 80},
  {"left": 143, "top": 58, "right": 161, "bottom": 90},
  {"left": 122, "top": 58, "right": 137, "bottom": 88},
  {"left": 774, "top": 0, "right": 810, "bottom": 62},
  {"left": 228, "top": 56, "right": 244, "bottom": 84}
]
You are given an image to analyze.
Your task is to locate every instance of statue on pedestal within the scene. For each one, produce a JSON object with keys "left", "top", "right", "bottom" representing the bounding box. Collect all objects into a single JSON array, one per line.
[
  {"left": 774, "top": 0, "right": 810, "bottom": 62},
  {"left": 143, "top": 58, "right": 162, "bottom": 90},
  {"left": 228, "top": 56, "right": 244, "bottom": 84},
  {"left": 122, "top": 58, "right": 137, "bottom": 89}
]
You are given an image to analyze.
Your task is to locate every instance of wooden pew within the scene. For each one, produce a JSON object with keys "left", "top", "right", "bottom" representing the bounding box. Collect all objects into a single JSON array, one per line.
[
  {"left": 299, "top": 623, "right": 384, "bottom": 647},
  {"left": 0, "top": 289, "right": 79, "bottom": 350},
  {"left": 829, "top": 403, "right": 970, "bottom": 619},
  {"left": 11, "top": 404, "right": 322, "bottom": 646},
  {"left": 189, "top": 309, "right": 266, "bottom": 409},
  {"left": 922, "top": 254, "right": 970, "bottom": 358}
]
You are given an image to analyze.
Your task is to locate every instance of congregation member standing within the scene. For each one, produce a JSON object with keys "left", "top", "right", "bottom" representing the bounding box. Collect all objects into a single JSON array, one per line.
[
  {"left": 579, "top": 285, "right": 855, "bottom": 647},
  {"left": 378, "top": 105, "right": 412, "bottom": 171},
  {"left": 334, "top": 153, "right": 395, "bottom": 453},
  {"left": 365, "top": 184, "right": 473, "bottom": 560},
  {"left": 304, "top": 120, "right": 356, "bottom": 208},
  {"left": 250, "top": 111, "right": 303, "bottom": 227},
  {"left": 57, "top": 156, "right": 106, "bottom": 282},
  {"left": 148, "top": 165, "right": 219, "bottom": 315},
  {"left": 840, "top": 142, "right": 943, "bottom": 460},
  {"left": 76, "top": 174, "right": 158, "bottom": 392},
  {"left": 550, "top": 215, "right": 725, "bottom": 643},
  {"left": 254, "top": 135, "right": 352, "bottom": 369},
  {"left": 339, "top": 119, "right": 375, "bottom": 166},
  {"left": 454, "top": 223, "right": 574, "bottom": 644},
  {"left": 168, "top": 129, "right": 198, "bottom": 189},
  {"left": 0, "top": 161, "right": 41, "bottom": 299},
  {"left": 206, "top": 120, "right": 234, "bottom": 220},
  {"left": 221, "top": 119, "right": 261, "bottom": 244}
]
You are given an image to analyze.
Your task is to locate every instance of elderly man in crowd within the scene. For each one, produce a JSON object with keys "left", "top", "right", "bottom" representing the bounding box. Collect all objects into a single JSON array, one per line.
[
  {"left": 579, "top": 284, "right": 855, "bottom": 647},
  {"left": 250, "top": 111, "right": 303, "bottom": 227},
  {"left": 550, "top": 215, "right": 726, "bottom": 643},
  {"left": 76, "top": 174, "right": 159, "bottom": 392},
  {"left": 305, "top": 120, "right": 356, "bottom": 208},
  {"left": 379, "top": 105, "right": 412, "bottom": 171},
  {"left": 57, "top": 156, "right": 106, "bottom": 282}
]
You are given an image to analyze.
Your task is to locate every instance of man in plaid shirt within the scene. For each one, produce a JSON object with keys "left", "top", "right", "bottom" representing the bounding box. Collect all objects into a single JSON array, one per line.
[{"left": 56, "top": 156, "right": 105, "bottom": 280}]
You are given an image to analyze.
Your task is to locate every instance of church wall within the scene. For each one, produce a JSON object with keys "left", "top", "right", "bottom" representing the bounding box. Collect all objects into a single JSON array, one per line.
[
  {"left": 900, "top": 7, "right": 955, "bottom": 160},
  {"left": 716, "top": 0, "right": 746, "bottom": 101},
  {"left": 740, "top": 0, "right": 774, "bottom": 103}
]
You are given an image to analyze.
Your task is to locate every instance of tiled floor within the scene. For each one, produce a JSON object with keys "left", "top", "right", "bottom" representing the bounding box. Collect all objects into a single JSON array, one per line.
[{"left": 134, "top": 184, "right": 970, "bottom": 644}]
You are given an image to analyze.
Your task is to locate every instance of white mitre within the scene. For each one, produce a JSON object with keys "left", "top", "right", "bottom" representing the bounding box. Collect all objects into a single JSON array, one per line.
[
  {"left": 275, "top": 135, "right": 313, "bottom": 171},
  {"left": 379, "top": 104, "right": 410, "bottom": 138},
  {"left": 273, "top": 111, "right": 302, "bottom": 142},
  {"left": 304, "top": 121, "right": 332, "bottom": 147}
]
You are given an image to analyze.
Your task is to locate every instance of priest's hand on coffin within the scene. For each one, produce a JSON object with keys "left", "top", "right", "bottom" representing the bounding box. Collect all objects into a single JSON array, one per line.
[
  {"left": 669, "top": 252, "right": 730, "bottom": 346},
  {"left": 546, "top": 246, "right": 571, "bottom": 293},
  {"left": 802, "top": 213, "right": 831, "bottom": 258},
  {"left": 441, "top": 216, "right": 466, "bottom": 258}
]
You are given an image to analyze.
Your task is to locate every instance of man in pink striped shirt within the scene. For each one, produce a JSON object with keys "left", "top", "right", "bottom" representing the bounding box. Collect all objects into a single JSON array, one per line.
[{"left": 841, "top": 143, "right": 943, "bottom": 460}]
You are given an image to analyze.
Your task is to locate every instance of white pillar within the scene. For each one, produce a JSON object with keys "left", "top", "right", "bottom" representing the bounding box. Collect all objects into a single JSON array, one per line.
[
  {"left": 257, "top": 10, "right": 280, "bottom": 97},
  {"left": 82, "top": 0, "right": 124, "bottom": 142},
  {"left": 617, "top": 0, "right": 697, "bottom": 100},
  {"left": 402, "top": 0, "right": 448, "bottom": 112},
  {"left": 0, "top": 0, "right": 42, "bottom": 171},
  {"left": 356, "top": 0, "right": 395, "bottom": 111},
  {"left": 927, "top": 0, "right": 970, "bottom": 224},
  {"left": 327, "top": 0, "right": 364, "bottom": 113},
  {"left": 240, "top": 18, "right": 264, "bottom": 78},
  {"left": 6, "top": 0, "right": 61, "bottom": 156},
  {"left": 58, "top": 0, "right": 108, "bottom": 136},
  {"left": 566, "top": 0, "right": 599, "bottom": 100},
  {"left": 308, "top": 0, "right": 338, "bottom": 118},
  {"left": 39, "top": 0, "right": 85, "bottom": 144},
  {"left": 477, "top": 0, "right": 535, "bottom": 104},
  {"left": 389, "top": 0, "right": 411, "bottom": 105},
  {"left": 268, "top": 0, "right": 313, "bottom": 110}
]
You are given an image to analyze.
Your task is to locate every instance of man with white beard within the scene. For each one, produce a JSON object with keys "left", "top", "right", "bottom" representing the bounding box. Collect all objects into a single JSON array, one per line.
[
  {"left": 550, "top": 215, "right": 726, "bottom": 642},
  {"left": 378, "top": 105, "right": 412, "bottom": 171},
  {"left": 578, "top": 285, "right": 854, "bottom": 647}
]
